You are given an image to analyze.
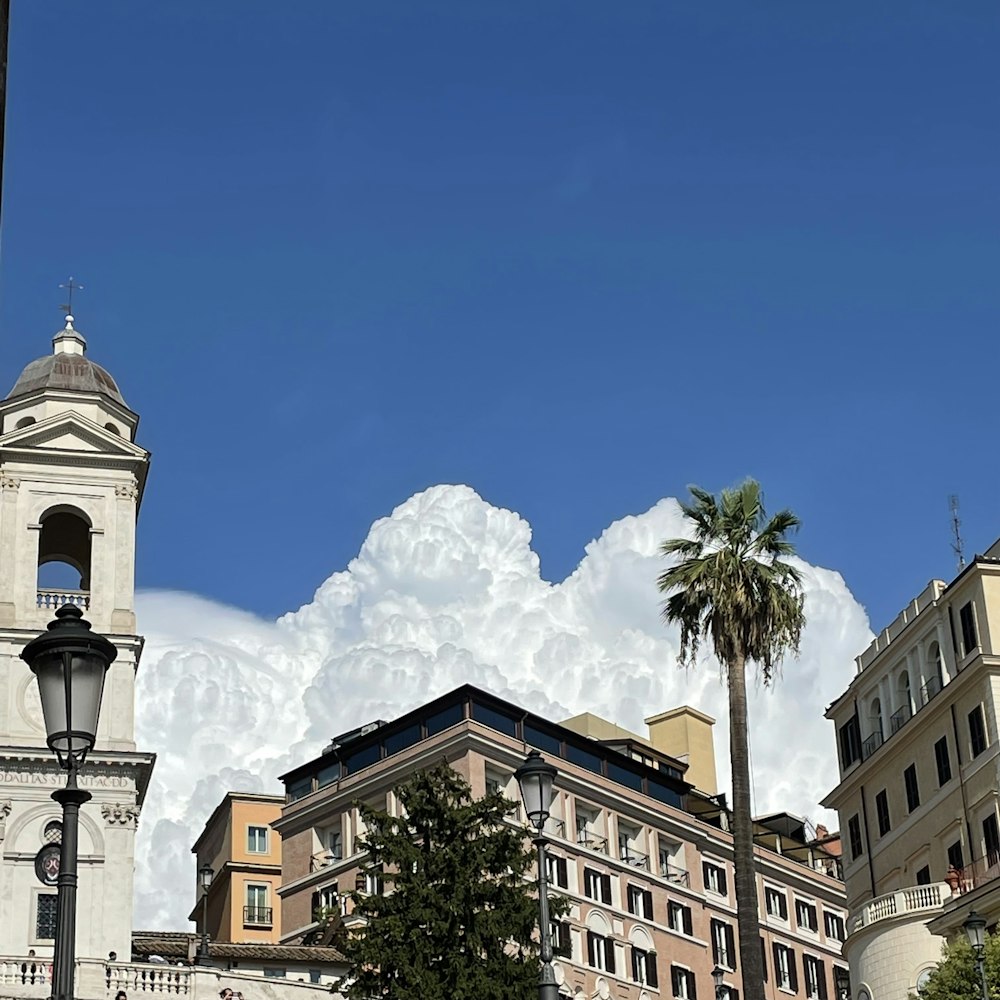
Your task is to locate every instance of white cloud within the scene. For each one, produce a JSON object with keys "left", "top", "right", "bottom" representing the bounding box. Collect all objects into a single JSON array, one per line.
[{"left": 133, "top": 485, "right": 872, "bottom": 930}]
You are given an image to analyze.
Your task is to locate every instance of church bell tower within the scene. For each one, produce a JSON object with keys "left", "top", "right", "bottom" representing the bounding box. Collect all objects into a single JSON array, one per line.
[{"left": 0, "top": 314, "right": 154, "bottom": 959}]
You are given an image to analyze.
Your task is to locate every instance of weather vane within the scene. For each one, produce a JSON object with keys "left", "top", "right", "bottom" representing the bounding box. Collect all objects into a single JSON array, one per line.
[{"left": 59, "top": 276, "right": 84, "bottom": 316}]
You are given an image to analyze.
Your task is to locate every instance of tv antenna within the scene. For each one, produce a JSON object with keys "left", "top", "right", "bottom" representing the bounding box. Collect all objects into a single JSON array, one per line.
[{"left": 949, "top": 495, "right": 965, "bottom": 573}]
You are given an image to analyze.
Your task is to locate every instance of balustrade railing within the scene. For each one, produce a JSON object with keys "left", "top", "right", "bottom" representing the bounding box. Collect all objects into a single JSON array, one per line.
[
  {"left": 852, "top": 881, "right": 950, "bottom": 931},
  {"left": 107, "top": 962, "right": 191, "bottom": 995},
  {"left": 0, "top": 958, "right": 49, "bottom": 987},
  {"left": 36, "top": 588, "right": 90, "bottom": 611},
  {"left": 243, "top": 905, "right": 273, "bottom": 926}
]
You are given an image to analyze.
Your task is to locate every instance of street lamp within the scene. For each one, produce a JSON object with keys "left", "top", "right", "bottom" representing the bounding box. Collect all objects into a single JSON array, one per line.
[
  {"left": 21, "top": 604, "right": 117, "bottom": 1000},
  {"left": 196, "top": 864, "right": 214, "bottom": 965},
  {"left": 515, "top": 750, "right": 559, "bottom": 1000},
  {"left": 964, "top": 910, "right": 989, "bottom": 1000},
  {"left": 712, "top": 964, "right": 727, "bottom": 1000}
]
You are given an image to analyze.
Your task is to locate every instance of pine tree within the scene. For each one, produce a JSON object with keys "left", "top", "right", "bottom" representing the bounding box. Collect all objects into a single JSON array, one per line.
[{"left": 342, "top": 762, "right": 545, "bottom": 1000}]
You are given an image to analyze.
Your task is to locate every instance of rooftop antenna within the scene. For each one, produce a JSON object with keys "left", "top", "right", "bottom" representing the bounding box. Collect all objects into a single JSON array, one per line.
[
  {"left": 58, "top": 276, "right": 83, "bottom": 318},
  {"left": 950, "top": 495, "right": 965, "bottom": 573}
]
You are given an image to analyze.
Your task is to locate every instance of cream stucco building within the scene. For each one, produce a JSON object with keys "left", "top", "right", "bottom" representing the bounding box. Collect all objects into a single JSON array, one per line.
[
  {"left": 823, "top": 546, "right": 1000, "bottom": 1000},
  {"left": 0, "top": 317, "right": 155, "bottom": 960}
]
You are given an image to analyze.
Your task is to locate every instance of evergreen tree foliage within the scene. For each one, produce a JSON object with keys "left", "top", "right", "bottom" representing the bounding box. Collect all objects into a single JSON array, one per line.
[
  {"left": 342, "top": 762, "right": 545, "bottom": 1000},
  {"left": 657, "top": 479, "right": 805, "bottom": 1000},
  {"left": 916, "top": 933, "right": 1000, "bottom": 1000}
]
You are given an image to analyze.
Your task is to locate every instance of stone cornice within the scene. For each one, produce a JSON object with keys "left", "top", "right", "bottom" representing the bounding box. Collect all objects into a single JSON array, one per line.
[{"left": 0, "top": 748, "right": 157, "bottom": 803}]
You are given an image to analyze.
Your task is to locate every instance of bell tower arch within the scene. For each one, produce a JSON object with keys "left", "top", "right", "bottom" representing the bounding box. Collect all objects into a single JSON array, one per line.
[{"left": 0, "top": 314, "right": 154, "bottom": 961}]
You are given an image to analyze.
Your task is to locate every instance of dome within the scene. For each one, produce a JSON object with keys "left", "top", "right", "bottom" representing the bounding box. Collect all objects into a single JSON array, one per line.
[{"left": 5, "top": 317, "right": 128, "bottom": 407}]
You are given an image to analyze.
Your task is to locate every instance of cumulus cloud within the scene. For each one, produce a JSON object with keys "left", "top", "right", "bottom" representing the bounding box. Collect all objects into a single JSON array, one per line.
[{"left": 133, "top": 485, "right": 872, "bottom": 930}]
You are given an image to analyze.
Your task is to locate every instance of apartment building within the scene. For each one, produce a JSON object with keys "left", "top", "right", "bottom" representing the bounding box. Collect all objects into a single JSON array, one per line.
[
  {"left": 191, "top": 793, "right": 285, "bottom": 944},
  {"left": 275, "top": 685, "right": 849, "bottom": 1000},
  {"left": 822, "top": 544, "right": 1000, "bottom": 1000}
]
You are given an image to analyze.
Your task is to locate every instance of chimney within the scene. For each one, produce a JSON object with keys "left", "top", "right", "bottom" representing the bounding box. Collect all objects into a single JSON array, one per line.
[{"left": 644, "top": 706, "right": 717, "bottom": 796}]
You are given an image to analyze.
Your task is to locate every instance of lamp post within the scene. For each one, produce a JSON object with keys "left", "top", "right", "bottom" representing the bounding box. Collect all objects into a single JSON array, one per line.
[
  {"left": 964, "top": 910, "right": 989, "bottom": 1000},
  {"left": 515, "top": 750, "right": 559, "bottom": 1000},
  {"left": 21, "top": 604, "right": 117, "bottom": 1000},
  {"left": 712, "top": 964, "right": 727, "bottom": 1000},
  {"left": 196, "top": 864, "right": 214, "bottom": 965}
]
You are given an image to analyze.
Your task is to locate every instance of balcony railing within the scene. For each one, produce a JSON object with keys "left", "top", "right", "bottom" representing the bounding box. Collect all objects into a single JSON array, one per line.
[
  {"left": 920, "top": 675, "right": 943, "bottom": 705},
  {"left": 889, "top": 704, "right": 912, "bottom": 735},
  {"left": 621, "top": 849, "right": 650, "bottom": 870},
  {"left": 243, "top": 905, "right": 273, "bottom": 926},
  {"left": 36, "top": 588, "right": 90, "bottom": 611},
  {"left": 0, "top": 959, "right": 49, "bottom": 987},
  {"left": 577, "top": 832, "right": 609, "bottom": 855},
  {"left": 544, "top": 818, "right": 566, "bottom": 839},
  {"left": 852, "top": 882, "right": 950, "bottom": 931},
  {"left": 861, "top": 731, "right": 883, "bottom": 760},
  {"left": 660, "top": 861, "right": 691, "bottom": 887}
]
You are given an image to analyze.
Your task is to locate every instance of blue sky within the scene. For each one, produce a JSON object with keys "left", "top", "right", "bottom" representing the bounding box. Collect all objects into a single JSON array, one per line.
[{"left": 2, "top": 1, "right": 998, "bottom": 632}]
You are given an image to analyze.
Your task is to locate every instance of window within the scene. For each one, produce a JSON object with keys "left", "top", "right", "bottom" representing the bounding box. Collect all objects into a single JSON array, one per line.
[
  {"left": 838, "top": 716, "right": 862, "bottom": 769},
  {"left": 551, "top": 921, "right": 572, "bottom": 958},
  {"left": 35, "top": 893, "right": 57, "bottom": 940},
  {"left": 984, "top": 813, "right": 1000, "bottom": 867},
  {"left": 364, "top": 869, "right": 384, "bottom": 895},
  {"left": 308, "top": 971, "right": 322, "bottom": 985},
  {"left": 773, "top": 943, "right": 798, "bottom": 992},
  {"left": 916, "top": 865, "right": 931, "bottom": 885},
  {"left": 875, "top": 789, "right": 891, "bottom": 836},
  {"left": 848, "top": 814, "right": 863, "bottom": 859},
  {"left": 245, "top": 884, "right": 271, "bottom": 925},
  {"left": 262, "top": 969, "right": 286, "bottom": 979},
  {"left": 668, "top": 900, "right": 693, "bottom": 935},
  {"left": 711, "top": 919, "right": 737, "bottom": 970},
  {"left": 834, "top": 967, "right": 850, "bottom": 1000},
  {"left": 247, "top": 825, "right": 268, "bottom": 853},
  {"left": 583, "top": 867, "right": 612, "bottom": 904},
  {"left": 671, "top": 965, "right": 697, "bottom": 999},
  {"left": 586, "top": 931, "right": 615, "bottom": 973},
  {"left": 824, "top": 912, "right": 845, "bottom": 942},
  {"left": 327, "top": 828, "right": 343, "bottom": 860},
  {"left": 904, "top": 764, "right": 920, "bottom": 812},
  {"left": 948, "top": 840, "right": 964, "bottom": 871},
  {"left": 795, "top": 899, "right": 818, "bottom": 932},
  {"left": 703, "top": 860, "right": 727, "bottom": 896},
  {"left": 935, "top": 737, "right": 952, "bottom": 786},
  {"left": 632, "top": 947, "right": 659, "bottom": 987},
  {"left": 545, "top": 853, "right": 568, "bottom": 889},
  {"left": 766, "top": 887, "right": 788, "bottom": 919},
  {"left": 960, "top": 601, "right": 978, "bottom": 655},
  {"left": 970, "top": 705, "right": 988, "bottom": 758},
  {"left": 803, "top": 955, "right": 827, "bottom": 1000},
  {"left": 626, "top": 884, "right": 653, "bottom": 919}
]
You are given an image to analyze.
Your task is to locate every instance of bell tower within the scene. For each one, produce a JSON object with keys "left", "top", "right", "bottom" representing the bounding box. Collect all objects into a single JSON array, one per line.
[{"left": 0, "top": 315, "right": 154, "bottom": 960}]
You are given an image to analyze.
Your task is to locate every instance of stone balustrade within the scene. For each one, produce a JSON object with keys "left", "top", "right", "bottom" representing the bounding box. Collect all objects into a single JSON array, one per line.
[
  {"left": 0, "top": 959, "right": 342, "bottom": 1000},
  {"left": 36, "top": 588, "right": 90, "bottom": 611},
  {"left": 851, "top": 881, "right": 951, "bottom": 932}
]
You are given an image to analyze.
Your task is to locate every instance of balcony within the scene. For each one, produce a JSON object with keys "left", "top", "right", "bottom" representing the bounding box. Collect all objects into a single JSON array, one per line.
[
  {"left": 889, "top": 704, "right": 912, "bottom": 735},
  {"left": 620, "top": 849, "right": 650, "bottom": 871},
  {"left": 576, "top": 832, "right": 609, "bottom": 855},
  {"left": 36, "top": 588, "right": 90, "bottom": 611},
  {"left": 243, "top": 905, "right": 273, "bottom": 926},
  {"left": 851, "top": 882, "right": 951, "bottom": 932},
  {"left": 920, "top": 675, "right": 943, "bottom": 705},
  {"left": 861, "top": 731, "right": 883, "bottom": 760},
  {"left": 660, "top": 861, "right": 691, "bottom": 887},
  {"left": 544, "top": 818, "right": 566, "bottom": 839}
]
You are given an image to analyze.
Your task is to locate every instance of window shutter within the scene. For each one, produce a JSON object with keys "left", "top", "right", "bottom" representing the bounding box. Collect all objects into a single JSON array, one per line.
[
  {"left": 587, "top": 931, "right": 596, "bottom": 967},
  {"left": 558, "top": 857, "right": 568, "bottom": 887},
  {"left": 601, "top": 873, "right": 612, "bottom": 904},
  {"left": 720, "top": 867, "right": 728, "bottom": 895},
  {"left": 761, "top": 938, "right": 768, "bottom": 982},
  {"left": 789, "top": 951, "right": 799, "bottom": 993},
  {"left": 604, "top": 937, "right": 615, "bottom": 974},
  {"left": 584, "top": 867, "right": 594, "bottom": 896},
  {"left": 310, "top": 890, "right": 320, "bottom": 917},
  {"left": 631, "top": 948, "right": 639, "bottom": 982},
  {"left": 818, "top": 960, "right": 828, "bottom": 1000},
  {"left": 711, "top": 921, "right": 720, "bottom": 965},
  {"left": 683, "top": 906, "right": 693, "bottom": 936},
  {"left": 643, "top": 888, "right": 654, "bottom": 918},
  {"left": 647, "top": 953, "right": 658, "bottom": 988},
  {"left": 689, "top": 969, "right": 698, "bottom": 1000},
  {"left": 780, "top": 895, "right": 788, "bottom": 920},
  {"left": 726, "top": 924, "right": 736, "bottom": 969},
  {"left": 672, "top": 967, "right": 681, "bottom": 996},
  {"left": 773, "top": 943, "right": 781, "bottom": 983}
]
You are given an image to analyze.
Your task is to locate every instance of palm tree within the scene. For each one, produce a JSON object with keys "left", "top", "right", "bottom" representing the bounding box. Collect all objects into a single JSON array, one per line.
[{"left": 657, "top": 480, "right": 805, "bottom": 1000}]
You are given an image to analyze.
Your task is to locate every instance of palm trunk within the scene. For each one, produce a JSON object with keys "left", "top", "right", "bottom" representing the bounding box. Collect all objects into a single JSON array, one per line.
[{"left": 729, "top": 651, "right": 765, "bottom": 1000}]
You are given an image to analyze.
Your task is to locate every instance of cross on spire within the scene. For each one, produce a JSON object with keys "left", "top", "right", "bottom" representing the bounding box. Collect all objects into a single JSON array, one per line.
[{"left": 59, "top": 276, "right": 84, "bottom": 317}]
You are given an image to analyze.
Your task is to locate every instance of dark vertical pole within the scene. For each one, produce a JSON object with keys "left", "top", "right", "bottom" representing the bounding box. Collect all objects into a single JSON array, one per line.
[
  {"left": 534, "top": 836, "right": 558, "bottom": 1000},
  {"left": 51, "top": 764, "right": 91, "bottom": 1000}
]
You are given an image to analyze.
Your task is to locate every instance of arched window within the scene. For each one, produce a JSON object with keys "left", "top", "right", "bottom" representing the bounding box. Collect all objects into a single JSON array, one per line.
[
  {"left": 870, "top": 697, "right": 883, "bottom": 740},
  {"left": 928, "top": 642, "right": 945, "bottom": 684},
  {"left": 36, "top": 507, "right": 92, "bottom": 604},
  {"left": 897, "top": 671, "right": 912, "bottom": 714},
  {"left": 104, "top": 423, "right": 120, "bottom": 435},
  {"left": 15, "top": 416, "right": 36, "bottom": 429}
]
